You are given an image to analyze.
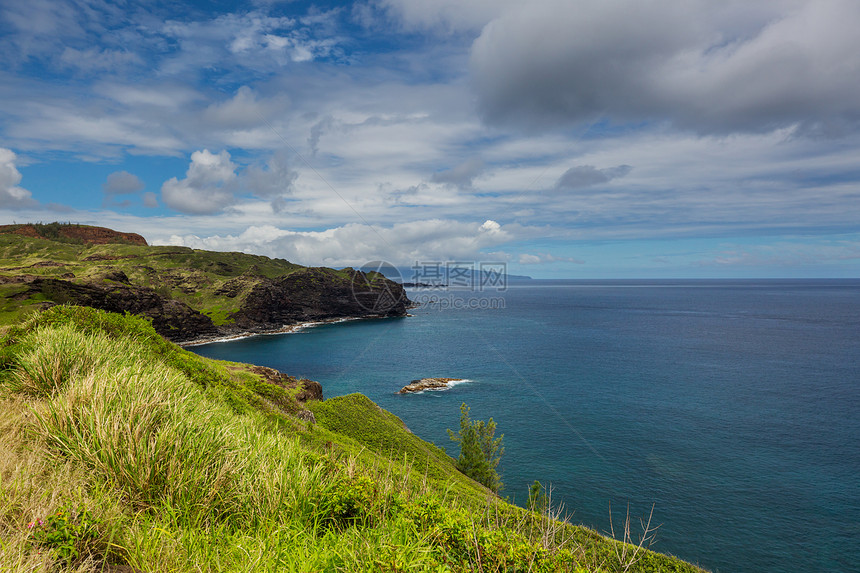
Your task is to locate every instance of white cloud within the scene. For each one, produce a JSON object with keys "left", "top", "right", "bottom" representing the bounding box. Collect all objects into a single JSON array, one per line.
[
  {"left": 158, "top": 149, "right": 301, "bottom": 215},
  {"left": 161, "top": 149, "right": 239, "bottom": 215},
  {"left": 479, "top": 219, "right": 501, "bottom": 233},
  {"left": 159, "top": 9, "right": 345, "bottom": 75},
  {"left": 0, "top": 148, "right": 35, "bottom": 208},
  {"left": 158, "top": 218, "right": 515, "bottom": 267}
]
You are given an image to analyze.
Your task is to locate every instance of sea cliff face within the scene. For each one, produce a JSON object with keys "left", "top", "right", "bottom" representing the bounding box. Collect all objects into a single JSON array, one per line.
[
  {"left": 231, "top": 267, "right": 409, "bottom": 332},
  {"left": 0, "top": 225, "right": 409, "bottom": 342}
]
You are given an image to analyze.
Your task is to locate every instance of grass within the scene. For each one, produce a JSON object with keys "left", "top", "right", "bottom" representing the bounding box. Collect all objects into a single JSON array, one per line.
[
  {"left": 0, "top": 306, "right": 708, "bottom": 572},
  {"left": 0, "top": 232, "right": 305, "bottom": 331}
]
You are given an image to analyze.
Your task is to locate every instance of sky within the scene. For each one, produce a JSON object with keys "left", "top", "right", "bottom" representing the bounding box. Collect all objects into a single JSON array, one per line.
[{"left": 1, "top": 0, "right": 859, "bottom": 278}]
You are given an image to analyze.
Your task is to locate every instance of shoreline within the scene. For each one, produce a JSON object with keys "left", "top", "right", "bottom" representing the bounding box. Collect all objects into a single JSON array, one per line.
[
  {"left": 179, "top": 315, "right": 407, "bottom": 347},
  {"left": 179, "top": 317, "right": 360, "bottom": 347}
]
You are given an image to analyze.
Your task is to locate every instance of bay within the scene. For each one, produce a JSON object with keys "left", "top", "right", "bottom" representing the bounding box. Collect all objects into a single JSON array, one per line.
[{"left": 190, "top": 279, "right": 860, "bottom": 573}]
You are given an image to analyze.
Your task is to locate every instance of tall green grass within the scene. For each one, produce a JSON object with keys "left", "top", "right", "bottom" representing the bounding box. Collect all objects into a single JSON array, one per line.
[{"left": 0, "top": 307, "right": 707, "bottom": 572}]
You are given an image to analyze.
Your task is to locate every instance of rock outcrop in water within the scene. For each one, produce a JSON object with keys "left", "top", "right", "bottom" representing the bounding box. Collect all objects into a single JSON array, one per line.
[{"left": 399, "top": 378, "right": 464, "bottom": 394}]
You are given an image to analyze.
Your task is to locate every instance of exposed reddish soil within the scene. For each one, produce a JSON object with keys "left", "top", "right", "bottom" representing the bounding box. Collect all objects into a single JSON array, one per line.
[{"left": 0, "top": 224, "right": 147, "bottom": 246}]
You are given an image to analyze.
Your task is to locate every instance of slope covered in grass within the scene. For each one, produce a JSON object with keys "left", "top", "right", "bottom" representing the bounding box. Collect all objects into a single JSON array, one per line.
[
  {"left": 0, "top": 227, "right": 408, "bottom": 342},
  {"left": 0, "top": 306, "right": 705, "bottom": 572},
  {"left": 0, "top": 231, "right": 301, "bottom": 328}
]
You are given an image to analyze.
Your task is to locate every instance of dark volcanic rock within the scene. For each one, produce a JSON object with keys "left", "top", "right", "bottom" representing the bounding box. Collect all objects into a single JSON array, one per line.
[
  {"left": 232, "top": 267, "right": 408, "bottom": 329},
  {"left": 399, "top": 378, "right": 464, "bottom": 394},
  {"left": 101, "top": 270, "right": 131, "bottom": 284},
  {"left": 295, "top": 378, "right": 324, "bottom": 402},
  {"left": 25, "top": 277, "right": 217, "bottom": 342}
]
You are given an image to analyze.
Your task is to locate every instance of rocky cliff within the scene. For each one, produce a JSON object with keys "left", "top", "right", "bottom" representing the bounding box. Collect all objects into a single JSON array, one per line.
[{"left": 233, "top": 267, "right": 408, "bottom": 328}]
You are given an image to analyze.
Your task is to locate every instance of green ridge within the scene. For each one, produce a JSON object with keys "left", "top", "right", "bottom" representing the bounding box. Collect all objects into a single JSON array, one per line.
[{"left": 0, "top": 232, "right": 304, "bottom": 327}]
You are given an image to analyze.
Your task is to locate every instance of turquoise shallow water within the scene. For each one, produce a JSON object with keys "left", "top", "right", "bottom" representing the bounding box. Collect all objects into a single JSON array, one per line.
[{"left": 191, "top": 279, "right": 860, "bottom": 573}]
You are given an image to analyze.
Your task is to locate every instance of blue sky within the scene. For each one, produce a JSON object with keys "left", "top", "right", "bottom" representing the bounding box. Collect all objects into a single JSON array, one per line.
[{"left": 1, "top": 0, "right": 859, "bottom": 278}]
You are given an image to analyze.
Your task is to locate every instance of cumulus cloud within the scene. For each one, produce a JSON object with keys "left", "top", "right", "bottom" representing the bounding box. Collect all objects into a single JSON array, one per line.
[
  {"left": 159, "top": 219, "right": 514, "bottom": 267},
  {"left": 470, "top": 0, "right": 860, "bottom": 135},
  {"left": 430, "top": 158, "right": 485, "bottom": 188},
  {"left": 555, "top": 164, "right": 632, "bottom": 190},
  {"left": 161, "top": 149, "right": 239, "bottom": 214},
  {"left": 159, "top": 149, "right": 300, "bottom": 215},
  {"left": 0, "top": 148, "right": 36, "bottom": 208}
]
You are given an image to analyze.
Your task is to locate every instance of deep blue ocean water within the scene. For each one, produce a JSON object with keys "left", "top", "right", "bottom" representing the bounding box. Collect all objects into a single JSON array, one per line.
[{"left": 191, "top": 280, "right": 860, "bottom": 573}]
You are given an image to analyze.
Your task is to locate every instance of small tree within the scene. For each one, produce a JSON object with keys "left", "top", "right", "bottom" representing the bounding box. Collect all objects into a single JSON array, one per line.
[{"left": 448, "top": 402, "right": 504, "bottom": 493}]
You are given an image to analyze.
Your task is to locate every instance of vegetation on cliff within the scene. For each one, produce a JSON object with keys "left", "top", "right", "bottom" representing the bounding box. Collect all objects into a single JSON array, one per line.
[
  {"left": 448, "top": 402, "right": 505, "bottom": 494},
  {"left": 0, "top": 224, "right": 408, "bottom": 341},
  {"left": 0, "top": 306, "right": 706, "bottom": 572}
]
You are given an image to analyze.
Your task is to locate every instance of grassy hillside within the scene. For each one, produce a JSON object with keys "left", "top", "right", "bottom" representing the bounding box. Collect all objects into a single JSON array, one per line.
[
  {"left": 0, "top": 306, "right": 706, "bottom": 572},
  {"left": 0, "top": 226, "right": 408, "bottom": 342},
  {"left": 0, "top": 231, "right": 302, "bottom": 327}
]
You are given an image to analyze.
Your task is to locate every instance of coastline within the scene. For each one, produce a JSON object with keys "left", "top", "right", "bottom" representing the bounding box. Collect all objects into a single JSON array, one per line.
[{"left": 179, "top": 315, "right": 394, "bottom": 347}]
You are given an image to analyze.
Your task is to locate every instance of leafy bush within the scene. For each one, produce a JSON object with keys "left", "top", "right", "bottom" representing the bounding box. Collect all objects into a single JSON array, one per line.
[{"left": 28, "top": 507, "right": 101, "bottom": 566}]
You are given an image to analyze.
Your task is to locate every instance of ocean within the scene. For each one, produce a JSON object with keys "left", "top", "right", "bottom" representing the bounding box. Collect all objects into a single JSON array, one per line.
[{"left": 190, "top": 279, "right": 860, "bottom": 573}]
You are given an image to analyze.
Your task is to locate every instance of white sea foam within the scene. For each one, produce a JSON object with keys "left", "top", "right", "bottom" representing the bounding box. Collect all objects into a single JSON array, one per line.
[{"left": 181, "top": 317, "right": 360, "bottom": 347}]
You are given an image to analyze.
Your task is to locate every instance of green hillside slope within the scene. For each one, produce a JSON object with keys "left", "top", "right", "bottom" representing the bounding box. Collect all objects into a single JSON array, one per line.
[
  {"left": 0, "top": 306, "right": 706, "bottom": 572},
  {"left": 0, "top": 225, "right": 408, "bottom": 342}
]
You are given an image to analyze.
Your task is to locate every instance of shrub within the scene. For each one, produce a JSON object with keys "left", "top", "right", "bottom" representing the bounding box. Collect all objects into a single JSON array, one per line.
[
  {"left": 448, "top": 402, "right": 504, "bottom": 493},
  {"left": 28, "top": 507, "right": 102, "bottom": 566}
]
